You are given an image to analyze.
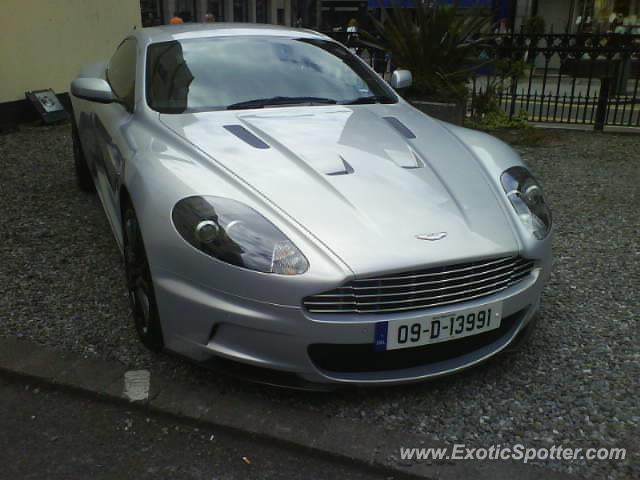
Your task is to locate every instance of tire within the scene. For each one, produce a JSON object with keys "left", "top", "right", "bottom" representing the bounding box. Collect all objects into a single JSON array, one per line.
[
  {"left": 71, "top": 120, "right": 95, "bottom": 192},
  {"left": 122, "top": 204, "right": 164, "bottom": 352}
]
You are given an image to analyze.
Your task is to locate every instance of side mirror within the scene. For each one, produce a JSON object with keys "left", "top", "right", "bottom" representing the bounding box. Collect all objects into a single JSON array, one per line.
[
  {"left": 71, "top": 78, "right": 114, "bottom": 104},
  {"left": 390, "top": 69, "right": 413, "bottom": 90}
]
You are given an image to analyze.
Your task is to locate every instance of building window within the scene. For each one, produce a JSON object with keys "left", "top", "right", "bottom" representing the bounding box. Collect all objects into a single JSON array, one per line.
[
  {"left": 256, "top": 0, "right": 269, "bottom": 23},
  {"left": 175, "top": 0, "right": 198, "bottom": 22},
  {"left": 294, "top": 0, "right": 318, "bottom": 28},
  {"left": 207, "top": 0, "right": 225, "bottom": 21},
  {"left": 594, "top": 0, "right": 615, "bottom": 18},
  {"left": 233, "top": 0, "right": 249, "bottom": 21},
  {"left": 141, "top": 0, "right": 163, "bottom": 26}
]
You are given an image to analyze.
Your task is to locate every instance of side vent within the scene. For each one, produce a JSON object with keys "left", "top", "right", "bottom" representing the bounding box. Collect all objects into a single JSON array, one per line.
[
  {"left": 327, "top": 157, "right": 355, "bottom": 176},
  {"left": 223, "top": 125, "right": 270, "bottom": 149},
  {"left": 383, "top": 117, "right": 416, "bottom": 139}
]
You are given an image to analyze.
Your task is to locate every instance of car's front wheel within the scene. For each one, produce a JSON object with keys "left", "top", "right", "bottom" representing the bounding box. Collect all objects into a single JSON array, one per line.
[{"left": 122, "top": 204, "right": 164, "bottom": 352}]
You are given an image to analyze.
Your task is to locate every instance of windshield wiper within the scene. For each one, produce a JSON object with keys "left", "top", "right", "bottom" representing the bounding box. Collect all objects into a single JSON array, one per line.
[
  {"left": 226, "top": 96, "right": 337, "bottom": 110},
  {"left": 342, "top": 95, "right": 395, "bottom": 105}
]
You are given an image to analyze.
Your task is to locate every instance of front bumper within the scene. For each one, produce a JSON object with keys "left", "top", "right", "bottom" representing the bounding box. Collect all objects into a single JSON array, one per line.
[{"left": 153, "top": 256, "right": 549, "bottom": 387}]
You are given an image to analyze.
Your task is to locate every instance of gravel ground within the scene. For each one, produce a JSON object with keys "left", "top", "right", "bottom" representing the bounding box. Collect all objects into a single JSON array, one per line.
[{"left": 1, "top": 124, "right": 638, "bottom": 479}]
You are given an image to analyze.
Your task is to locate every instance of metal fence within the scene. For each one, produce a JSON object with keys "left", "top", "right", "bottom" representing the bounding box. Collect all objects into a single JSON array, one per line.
[
  {"left": 471, "top": 33, "right": 640, "bottom": 129},
  {"left": 325, "top": 31, "right": 640, "bottom": 129}
]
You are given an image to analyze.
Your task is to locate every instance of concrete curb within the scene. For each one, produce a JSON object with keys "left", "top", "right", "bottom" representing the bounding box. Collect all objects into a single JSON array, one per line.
[
  {"left": 530, "top": 122, "right": 640, "bottom": 134},
  {"left": 0, "top": 336, "right": 578, "bottom": 480}
]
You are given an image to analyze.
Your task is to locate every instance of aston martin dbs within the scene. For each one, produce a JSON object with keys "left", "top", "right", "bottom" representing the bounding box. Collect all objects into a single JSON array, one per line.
[{"left": 69, "top": 24, "right": 552, "bottom": 388}]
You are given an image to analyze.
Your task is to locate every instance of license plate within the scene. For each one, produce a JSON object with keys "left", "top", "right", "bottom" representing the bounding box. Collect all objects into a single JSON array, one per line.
[{"left": 374, "top": 302, "right": 503, "bottom": 351}]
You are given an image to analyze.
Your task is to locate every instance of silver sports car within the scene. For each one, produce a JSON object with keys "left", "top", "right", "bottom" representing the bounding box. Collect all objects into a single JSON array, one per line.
[{"left": 70, "top": 24, "right": 552, "bottom": 388}]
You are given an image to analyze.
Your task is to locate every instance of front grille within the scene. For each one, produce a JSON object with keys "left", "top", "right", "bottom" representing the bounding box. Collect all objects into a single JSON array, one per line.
[
  {"left": 308, "top": 310, "right": 523, "bottom": 373},
  {"left": 304, "top": 256, "right": 535, "bottom": 314}
]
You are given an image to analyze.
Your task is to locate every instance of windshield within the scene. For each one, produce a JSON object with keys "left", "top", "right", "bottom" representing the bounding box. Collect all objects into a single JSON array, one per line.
[{"left": 146, "top": 36, "right": 397, "bottom": 113}]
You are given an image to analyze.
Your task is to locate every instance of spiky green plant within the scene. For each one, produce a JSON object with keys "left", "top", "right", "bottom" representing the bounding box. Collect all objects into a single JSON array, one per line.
[{"left": 366, "top": 1, "right": 492, "bottom": 101}]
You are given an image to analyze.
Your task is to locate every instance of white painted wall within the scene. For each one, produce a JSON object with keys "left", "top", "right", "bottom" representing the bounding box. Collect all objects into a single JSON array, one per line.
[{"left": 0, "top": 0, "right": 141, "bottom": 103}]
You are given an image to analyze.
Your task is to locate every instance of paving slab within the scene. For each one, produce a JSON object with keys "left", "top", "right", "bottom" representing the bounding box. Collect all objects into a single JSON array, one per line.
[
  {"left": 151, "top": 379, "right": 219, "bottom": 419},
  {"left": 54, "top": 355, "right": 128, "bottom": 395},
  {"left": 0, "top": 337, "right": 46, "bottom": 371},
  {"left": 1, "top": 342, "right": 82, "bottom": 381},
  {"left": 315, "top": 415, "right": 383, "bottom": 464}
]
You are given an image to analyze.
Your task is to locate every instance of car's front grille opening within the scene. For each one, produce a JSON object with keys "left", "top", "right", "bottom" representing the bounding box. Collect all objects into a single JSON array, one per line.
[
  {"left": 308, "top": 309, "right": 524, "bottom": 373},
  {"left": 303, "top": 256, "right": 535, "bottom": 314}
]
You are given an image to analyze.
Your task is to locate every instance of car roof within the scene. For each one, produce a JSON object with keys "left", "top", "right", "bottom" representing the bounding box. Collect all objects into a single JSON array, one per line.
[{"left": 134, "top": 23, "right": 330, "bottom": 44}]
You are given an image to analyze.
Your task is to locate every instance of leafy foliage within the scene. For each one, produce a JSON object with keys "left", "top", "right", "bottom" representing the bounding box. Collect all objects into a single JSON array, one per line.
[
  {"left": 469, "top": 58, "right": 529, "bottom": 130},
  {"left": 471, "top": 59, "right": 527, "bottom": 116},
  {"left": 365, "top": 1, "right": 492, "bottom": 101},
  {"left": 465, "top": 109, "right": 529, "bottom": 130}
]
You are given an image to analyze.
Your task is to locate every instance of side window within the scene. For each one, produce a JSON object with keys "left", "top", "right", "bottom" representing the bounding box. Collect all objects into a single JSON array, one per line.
[{"left": 107, "top": 38, "right": 137, "bottom": 111}]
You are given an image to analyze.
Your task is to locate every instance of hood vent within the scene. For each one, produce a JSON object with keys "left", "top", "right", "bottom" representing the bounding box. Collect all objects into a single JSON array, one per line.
[
  {"left": 407, "top": 148, "right": 426, "bottom": 169},
  {"left": 383, "top": 117, "right": 416, "bottom": 139},
  {"left": 327, "top": 157, "right": 355, "bottom": 176},
  {"left": 223, "top": 125, "right": 270, "bottom": 149}
]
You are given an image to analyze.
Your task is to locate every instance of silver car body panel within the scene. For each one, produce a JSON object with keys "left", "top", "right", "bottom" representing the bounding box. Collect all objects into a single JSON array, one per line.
[{"left": 71, "top": 24, "right": 553, "bottom": 386}]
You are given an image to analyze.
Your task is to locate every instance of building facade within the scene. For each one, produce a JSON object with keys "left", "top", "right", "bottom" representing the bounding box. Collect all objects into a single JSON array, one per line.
[
  {"left": 514, "top": 0, "right": 640, "bottom": 33},
  {"left": 140, "top": 0, "right": 306, "bottom": 26},
  {"left": 140, "top": 0, "right": 516, "bottom": 31}
]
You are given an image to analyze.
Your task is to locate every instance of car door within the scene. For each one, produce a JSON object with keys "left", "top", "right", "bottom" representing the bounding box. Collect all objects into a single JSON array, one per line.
[{"left": 93, "top": 37, "right": 138, "bottom": 244}]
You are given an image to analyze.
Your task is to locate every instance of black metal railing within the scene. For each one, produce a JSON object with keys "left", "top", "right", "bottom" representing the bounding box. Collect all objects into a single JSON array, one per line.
[
  {"left": 324, "top": 30, "right": 640, "bottom": 129},
  {"left": 470, "top": 33, "right": 640, "bottom": 129}
]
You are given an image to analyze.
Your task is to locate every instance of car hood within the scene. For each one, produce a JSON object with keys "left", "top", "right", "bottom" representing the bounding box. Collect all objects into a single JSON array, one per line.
[{"left": 160, "top": 106, "right": 519, "bottom": 275}]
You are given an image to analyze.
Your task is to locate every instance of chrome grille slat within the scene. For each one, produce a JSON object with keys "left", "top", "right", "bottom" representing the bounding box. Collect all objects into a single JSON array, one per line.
[
  {"left": 307, "top": 276, "right": 514, "bottom": 306},
  {"left": 350, "top": 256, "right": 517, "bottom": 284},
  {"left": 307, "top": 285, "right": 512, "bottom": 313},
  {"left": 322, "top": 259, "right": 532, "bottom": 292},
  {"left": 312, "top": 267, "right": 524, "bottom": 299},
  {"left": 307, "top": 259, "right": 534, "bottom": 302},
  {"left": 303, "top": 256, "right": 535, "bottom": 314},
  {"left": 511, "top": 269, "right": 531, "bottom": 280}
]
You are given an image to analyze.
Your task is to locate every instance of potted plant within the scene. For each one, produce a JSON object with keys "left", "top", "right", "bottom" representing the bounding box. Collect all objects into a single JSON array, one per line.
[{"left": 365, "top": 0, "right": 491, "bottom": 124}]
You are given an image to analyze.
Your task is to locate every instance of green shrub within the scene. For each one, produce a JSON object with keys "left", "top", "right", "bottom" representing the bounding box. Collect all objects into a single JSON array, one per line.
[
  {"left": 466, "top": 109, "right": 529, "bottom": 130},
  {"left": 365, "top": 1, "right": 492, "bottom": 102}
]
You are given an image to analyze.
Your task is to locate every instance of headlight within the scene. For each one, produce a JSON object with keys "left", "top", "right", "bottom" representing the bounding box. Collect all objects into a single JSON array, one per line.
[
  {"left": 500, "top": 166, "right": 552, "bottom": 240},
  {"left": 172, "top": 196, "right": 309, "bottom": 275}
]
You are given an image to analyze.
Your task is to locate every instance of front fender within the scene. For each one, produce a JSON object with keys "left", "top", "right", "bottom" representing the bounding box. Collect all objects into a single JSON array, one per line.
[
  {"left": 440, "top": 123, "right": 528, "bottom": 177},
  {"left": 440, "top": 122, "right": 552, "bottom": 260}
]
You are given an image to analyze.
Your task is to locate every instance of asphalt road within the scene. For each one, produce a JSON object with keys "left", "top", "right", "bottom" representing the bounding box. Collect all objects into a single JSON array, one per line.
[{"left": 0, "top": 375, "right": 398, "bottom": 480}]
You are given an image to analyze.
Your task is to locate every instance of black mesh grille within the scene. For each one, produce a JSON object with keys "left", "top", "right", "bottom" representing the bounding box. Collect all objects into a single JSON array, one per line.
[{"left": 304, "top": 256, "right": 535, "bottom": 314}]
